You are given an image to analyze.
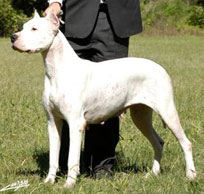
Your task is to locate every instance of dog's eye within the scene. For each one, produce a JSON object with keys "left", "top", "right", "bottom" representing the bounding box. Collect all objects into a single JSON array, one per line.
[{"left": 31, "top": 27, "right": 37, "bottom": 31}]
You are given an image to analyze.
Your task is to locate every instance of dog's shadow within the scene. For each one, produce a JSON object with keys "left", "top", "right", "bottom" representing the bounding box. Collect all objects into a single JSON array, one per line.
[
  {"left": 16, "top": 121, "right": 146, "bottom": 178},
  {"left": 16, "top": 149, "right": 87, "bottom": 178},
  {"left": 17, "top": 150, "right": 146, "bottom": 179},
  {"left": 33, "top": 151, "right": 49, "bottom": 178},
  {"left": 16, "top": 151, "right": 49, "bottom": 178},
  {"left": 114, "top": 151, "right": 149, "bottom": 174}
]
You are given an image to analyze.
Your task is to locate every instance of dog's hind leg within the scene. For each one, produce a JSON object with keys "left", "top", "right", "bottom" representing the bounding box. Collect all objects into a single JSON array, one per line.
[
  {"left": 130, "top": 104, "right": 164, "bottom": 176},
  {"left": 45, "top": 115, "right": 63, "bottom": 184},
  {"left": 158, "top": 100, "right": 196, "bottom": 179}
]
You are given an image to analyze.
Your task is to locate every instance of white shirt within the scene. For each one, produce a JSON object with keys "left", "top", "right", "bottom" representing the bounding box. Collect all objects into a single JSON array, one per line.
[
  {"left": 48, "top": 0, "right": 63, "bottom": 6},
  {"left": 48, "top": 0, "right": 106, "bottom": 6}
]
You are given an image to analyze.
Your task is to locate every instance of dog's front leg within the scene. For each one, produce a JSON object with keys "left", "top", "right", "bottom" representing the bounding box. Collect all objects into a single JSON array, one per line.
[
  {"left": 63, "top": 119, "right": 86, "bottom": 188},
  {"left": 44, "top": 116, "right": 63, "bottom": 184}
]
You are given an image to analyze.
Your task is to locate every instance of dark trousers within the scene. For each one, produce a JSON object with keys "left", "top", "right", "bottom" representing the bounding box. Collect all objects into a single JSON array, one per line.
[{"left": 59, "top": 4, "right": 129, "bottom": 175}]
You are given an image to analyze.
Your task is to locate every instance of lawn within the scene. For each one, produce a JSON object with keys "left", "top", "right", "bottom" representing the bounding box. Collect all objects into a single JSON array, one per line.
[{"left": 0, "top": 35, "right": 204, "bottom": 193}]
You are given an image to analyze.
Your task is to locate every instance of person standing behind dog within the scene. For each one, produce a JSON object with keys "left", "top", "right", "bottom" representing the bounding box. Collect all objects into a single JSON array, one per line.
[{"left": 44, "top": 0, "right": 142, "bottom": 178}]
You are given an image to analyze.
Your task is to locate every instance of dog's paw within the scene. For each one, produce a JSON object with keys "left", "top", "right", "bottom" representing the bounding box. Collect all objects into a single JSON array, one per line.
[
  {"left": 145, "top": 171, "right": 159, "bottom": 179},
  {"left": 44, "top": 175, "right": 55, "bottom": 184},
  {"left": 187, "top": 170, "right": 197, "bottom": 180},
  {"left": 145, "top": 172, "right": 151, "bottom": 178},
  {"left": 63, "top": 179, "right": 76, "bottom": 189}
]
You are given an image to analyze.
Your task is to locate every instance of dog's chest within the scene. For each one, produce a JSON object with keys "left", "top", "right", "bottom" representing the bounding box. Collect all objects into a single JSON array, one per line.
[
  {"left": 50, "top": 87, "right": 68, "bottom": 113},
  {"left": 43, "top": 79, "right": 67, "bottom": 117}
]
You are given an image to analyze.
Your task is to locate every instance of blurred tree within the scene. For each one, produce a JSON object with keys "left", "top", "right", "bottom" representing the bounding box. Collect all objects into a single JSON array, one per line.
[
  {"left": 11, "top": 0, "right": 48, "bottom": 17},
  {"left": 140, "top": 0, "right": 203, "bottom": 5},
  {"left": 1, "top": 0, "right": 204, "bottom": 36},
  {"left": 197, "top": 0, "right": 204, "bottom": 6},
  {"left": 0, "top": 0, "right": 27, "bottom": 36}
]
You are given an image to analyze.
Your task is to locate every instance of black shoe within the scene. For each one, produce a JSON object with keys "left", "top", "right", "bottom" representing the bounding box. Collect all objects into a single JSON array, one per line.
[
  {"left": 91, "top": 156, "right": 115, "bottom": 179},
  {"left": 93, "top": 166, "right": 113, "bottom": 179}
]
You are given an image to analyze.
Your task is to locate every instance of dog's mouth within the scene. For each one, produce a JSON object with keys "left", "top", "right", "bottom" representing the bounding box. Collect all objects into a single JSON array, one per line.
[
  {"left": 26, "top": 49, "right": 41, "bottom": 54},
  {"left": 12, "top": 44, "right": 37, "bottom": 54},
  {"left": 26, "top": 49, "right": 34, "bottom": 54},
  {"left": 12, "top": 45, "right": 24, "bottom": 53}
]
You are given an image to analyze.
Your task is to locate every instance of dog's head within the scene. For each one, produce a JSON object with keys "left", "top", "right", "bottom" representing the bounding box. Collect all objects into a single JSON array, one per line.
[{"left": 11, "top": 10, "right": 60, "bottom": 53}]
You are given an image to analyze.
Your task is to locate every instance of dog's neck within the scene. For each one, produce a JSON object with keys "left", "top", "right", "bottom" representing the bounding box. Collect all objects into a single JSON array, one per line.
[{"left": 42, "top": 31, "right": 79, "bottom": 79}]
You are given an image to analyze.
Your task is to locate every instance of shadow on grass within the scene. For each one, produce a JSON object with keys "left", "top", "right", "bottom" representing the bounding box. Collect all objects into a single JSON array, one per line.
[
  {"left": 33, "top": 151, "right": 49, "bottom": 178},
  {"left": 114, "top": 151, "right": 148, "bottom": 174},
  {"left": 16, "top": 150, "right": 147, "bottom": 180},
  {"left": 16, "top": 150, "right": 87, "bottom": 179},
  {"left": 17, "top": 120, "right": 147, "bottom": 178},
  {"left": 16, "top": 151, "right": 49, "bottom": 178},
  {"left": 16, "top": 149, "right": 148, "bottom": 179}
]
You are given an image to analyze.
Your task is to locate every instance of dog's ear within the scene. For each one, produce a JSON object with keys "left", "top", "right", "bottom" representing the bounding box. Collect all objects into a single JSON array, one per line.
[
  {"left": 46, "top": 10, "right": 60, "bottom": 30},
  {"left": 33, "top": 9, "right": 40, "bottom": 19}
]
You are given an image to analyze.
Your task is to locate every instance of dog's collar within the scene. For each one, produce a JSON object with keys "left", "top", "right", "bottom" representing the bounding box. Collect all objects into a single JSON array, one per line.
[{"left": 54, "top": 30, "right": 59, "bottom": 37}]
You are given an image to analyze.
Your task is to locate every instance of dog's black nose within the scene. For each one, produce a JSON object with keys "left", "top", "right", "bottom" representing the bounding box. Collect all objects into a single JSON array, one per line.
[{"left": 10, "top": 34, "right": 18, "bottom": 43}]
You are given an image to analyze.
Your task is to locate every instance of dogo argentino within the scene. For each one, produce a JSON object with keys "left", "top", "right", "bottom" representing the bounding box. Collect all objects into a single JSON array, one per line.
[{"left": 11, "top": 11, "right": 196, "bottom": 188}]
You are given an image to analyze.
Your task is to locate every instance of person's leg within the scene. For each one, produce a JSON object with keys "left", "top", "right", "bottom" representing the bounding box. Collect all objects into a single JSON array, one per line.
[
  {"left": 58, "top": 121, "right": 69, "bottom": 174},
  {"left": 84, "top": 118, "right": 119, "bottom": 178},
  {"left": 59, "top": 4, "right": 129, "bottom": 177},
  {"left": 82, "top": 4, "right": 129, "bottom": 177}
]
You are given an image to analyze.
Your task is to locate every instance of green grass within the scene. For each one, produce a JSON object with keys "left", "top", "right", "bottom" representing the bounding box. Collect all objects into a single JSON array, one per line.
[{"left": 0, "top": 35, "right": 204, "bottom": 193}]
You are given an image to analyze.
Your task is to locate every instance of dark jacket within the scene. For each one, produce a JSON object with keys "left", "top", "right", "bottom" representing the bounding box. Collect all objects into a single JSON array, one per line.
[{"left": 62, "top": 0, "right": 142, "bottom": 38}]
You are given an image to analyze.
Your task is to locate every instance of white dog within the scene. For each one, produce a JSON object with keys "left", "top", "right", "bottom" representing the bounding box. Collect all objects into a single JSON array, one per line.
[{"left": 11, "top": 11, "right": 196, "bottom": 188}]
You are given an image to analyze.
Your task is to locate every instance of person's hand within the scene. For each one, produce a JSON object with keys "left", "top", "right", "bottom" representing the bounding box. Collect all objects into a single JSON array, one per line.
[{"left": 43, "top": 3, "right": 61, "bottom": 17}]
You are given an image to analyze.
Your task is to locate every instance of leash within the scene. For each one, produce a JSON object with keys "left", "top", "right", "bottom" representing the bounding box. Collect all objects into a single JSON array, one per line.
[{"left": 58, "top": 10, "right": 65, "bottom": 25}]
